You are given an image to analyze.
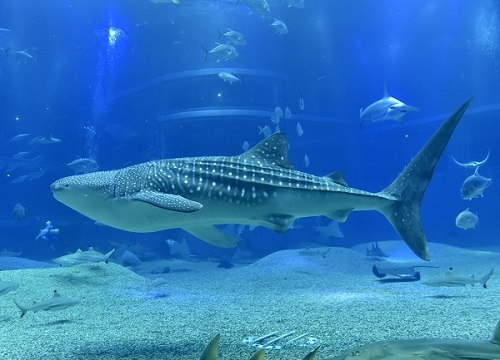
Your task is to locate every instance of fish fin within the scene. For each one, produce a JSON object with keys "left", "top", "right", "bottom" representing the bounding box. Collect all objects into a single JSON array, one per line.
[
  {"left": 372, "top": 265, "right": 386, "bottom": 278},
  {"left": 261, "top": 214, "right": 295, "bottom": 232},
  {"left": 241, "top": 133, "right": 293, "bottom": 169},
  {"left": 326, "top": 171, "right": 348, "bottom": 187},
  {"left": 184, "top": 226, "right": 238, "bottom": 248},
  {"left": 13, "top": 299, "right": 27, "bottom": 318},
  {"left": 327, "top": 209, "right": 352, "bottom": 222},
  {"left": 249, "top": 349, "right": 266, "bottom": 360},
  {"left": 200, "top": 333, "right": 220, "bottom": 360},
  {"left": 302, "top": 345, "right": 321, "bottom": 360},
  {"left": 491, "top": 319, "right": 500, "bottom": 345},
  {"left": 378, "top": 98, "right": 473, "bottom": 261},
  {"left": 131, "top": 191, "right": 203, "bottom": 212},
  {"left": 480, "top": 269, "right": 494, "bottom": 288}
]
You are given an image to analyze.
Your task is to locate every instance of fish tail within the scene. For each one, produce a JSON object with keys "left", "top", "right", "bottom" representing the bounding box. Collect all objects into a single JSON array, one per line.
[
  {"left": 202, "top": 45, "right": 208, "bottom": 62},
  {"left": 480, "top": 269, "right": 494, "bottom": 288},
  {"left": 14, "top": 299, "right": 27, "bottom": 318},
  {"left": 217, "top": 28, "right": 222, "bottom": 39},
  {"left": 377, "top": 98, "right": 473, "bottom": 261}
]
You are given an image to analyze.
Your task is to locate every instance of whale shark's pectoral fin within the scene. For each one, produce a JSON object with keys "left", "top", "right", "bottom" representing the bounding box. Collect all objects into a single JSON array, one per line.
[
  {"left": 184, "top": 226, "right": 238, "bottom": 248},
  {"left": 131, "top": 190, "right": 203, "bottom": 212}
]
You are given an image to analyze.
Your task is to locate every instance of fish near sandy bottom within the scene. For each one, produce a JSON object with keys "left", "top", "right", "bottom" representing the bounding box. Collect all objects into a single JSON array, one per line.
[
  {"left": 51, "top": 99, "right": 473, "bottom": 261},
  {"left": 14, "top": 290, "right": 79, "bottom": 317},
  {"left": 329, "top": 318, "right": 500, "bottom": 359}
]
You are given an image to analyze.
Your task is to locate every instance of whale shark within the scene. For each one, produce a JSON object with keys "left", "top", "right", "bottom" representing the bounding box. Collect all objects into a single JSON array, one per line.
[
  {"left": 51, "top": 99, "right": 472, "bottom": 261},
  {"left": 360, "top": 85, "right": 419, "bottom": 123}
]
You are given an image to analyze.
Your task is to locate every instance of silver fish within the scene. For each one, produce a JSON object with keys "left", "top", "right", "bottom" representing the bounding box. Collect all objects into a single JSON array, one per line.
[
  {"left": 461, "top": 167, "right": 492, "bottom": 200},
  {"left": 204, "top": 44, "right": 238, "bottom": 62},
  {"left": 296, "top": 122, "right": 304, "bottom": 137},
  {"left": 271, "top": 19, "right": 288, "bottom": 35},
  {"left": 455, "top": 207, "right": 478, "bottom": 229},
  {"left": 50, "top": 99, "right": 473, "bottom": 261},
  {"left": 218, "top": 72, "right": 241, "bottom": 84},
  {"left": 217, "top": 29, "right": 246, "bottom": 45}
]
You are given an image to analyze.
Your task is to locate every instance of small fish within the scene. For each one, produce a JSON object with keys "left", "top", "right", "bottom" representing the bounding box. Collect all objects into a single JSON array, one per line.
[
  {"left": 218, "top": 72, "right": 241, "bottom": 85},
  {"left": 30, "top": 135, "right": 61, "bottom": 145},
  {"left": 270, "top": 114, "right": 280, "bottom": 125},
  {"left": 217, "top": 29, "right": 246, "bottom": 45},
  {"left": 67, "top": 158, "right": 99, "bottom": 175},
  {"left": 453, "top": 150, "right": 490, "bottom": 169},
  {"left": 271, "top": 19, "right": 288, "bottom": 35},
  {"left": 14, "top": 290, "right": 79, "bottom": 317},
  {"left": 286, "top": 0, "right": 304, "bottom": 9},
  {"left": 12, "top": 203, "right": 26, "bottom": 221},
  {"left": 0, "top": 28, "right": 11, "bottom": 32},
  {"left": 52, "top": 247, "right": 115, "bottom": 267},
  {"left": 274, "top": 106, "right": 283, "bottom": 118},
  {"left": 9, "top": 133, "right": 31, "bottom": 142},
  {"left": 258, "top": 125, "right": 271, "bottom": 137},
  {"left": 360, "top": 85, "right": 418, "bottom": 123},
  {"left": 0, "top": 280, "right": 19, "bottom": 296},
  {"left": 423, "top": 268, "right": 494, "bottom": 288},
  {"left": 284, "top": 107, "right": 292, "bottom": 119},
  {"left": 461, "top": 167, "right": 492, "bottom": 200},
  {"left": 296, "top": 122, "right": 304, "bottom": 137},
  {"left": 455, "top": 208, "right": 478, "bottom": 229},
  {"left": 304, "top": 154, "right": 309, "bottom": 167},
  {"left": 242, "top": 0, "right": 272, "bottom": 21},
  {"left": 242, "top": 141, "right": 250, "bottom": 151},
  {"left": 13, "top": 50, "right": 34, "bottom": 64},
  {"left": 204, "top": 44, "right": 238, "bottom": 62},
  {"left": 299, "top": 95, "right": 305, "bottom": 110}
]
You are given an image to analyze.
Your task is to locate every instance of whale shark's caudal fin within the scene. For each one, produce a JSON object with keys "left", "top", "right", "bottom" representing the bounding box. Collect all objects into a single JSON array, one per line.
[{"left": 378, "top": 98, "right": 473, "bottom": 261}]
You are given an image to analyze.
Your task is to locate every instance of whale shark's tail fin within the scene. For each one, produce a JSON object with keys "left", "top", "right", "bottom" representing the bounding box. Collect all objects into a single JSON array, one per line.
[{"left": 378, "top": 98, "right": 473, "bottom": 260}]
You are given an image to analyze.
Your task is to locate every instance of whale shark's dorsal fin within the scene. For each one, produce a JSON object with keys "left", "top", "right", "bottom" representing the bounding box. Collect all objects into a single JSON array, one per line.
[
  {"left": 241, "top": 133, "right": 293, "bottom": 169},
  {"left": 491, "top": 319, "right": 500, "bottom": 345}
]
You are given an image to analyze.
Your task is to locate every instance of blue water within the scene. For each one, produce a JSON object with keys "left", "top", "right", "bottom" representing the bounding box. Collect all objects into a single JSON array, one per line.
[{"left": 0, "top": 0, "right": 498, "bottom": 261}]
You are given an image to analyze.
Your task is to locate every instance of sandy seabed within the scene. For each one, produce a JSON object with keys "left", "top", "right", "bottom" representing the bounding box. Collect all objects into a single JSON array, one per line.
[{"left": 0, "top": 241, "right": 498, "bottom": 360}]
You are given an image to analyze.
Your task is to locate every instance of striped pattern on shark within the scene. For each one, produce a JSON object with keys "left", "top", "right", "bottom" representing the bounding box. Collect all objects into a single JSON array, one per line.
[{"left": 51, "top": 99, "right": 473, "bottom": 261}]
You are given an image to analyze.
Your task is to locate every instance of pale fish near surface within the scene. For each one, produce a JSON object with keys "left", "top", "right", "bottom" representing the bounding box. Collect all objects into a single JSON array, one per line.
[
  {"left": 455, "top": 207, "right": 478, "bottom": 229},
  {"left": 51, "top": 99, "right": 473, "bottom": 261}
]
